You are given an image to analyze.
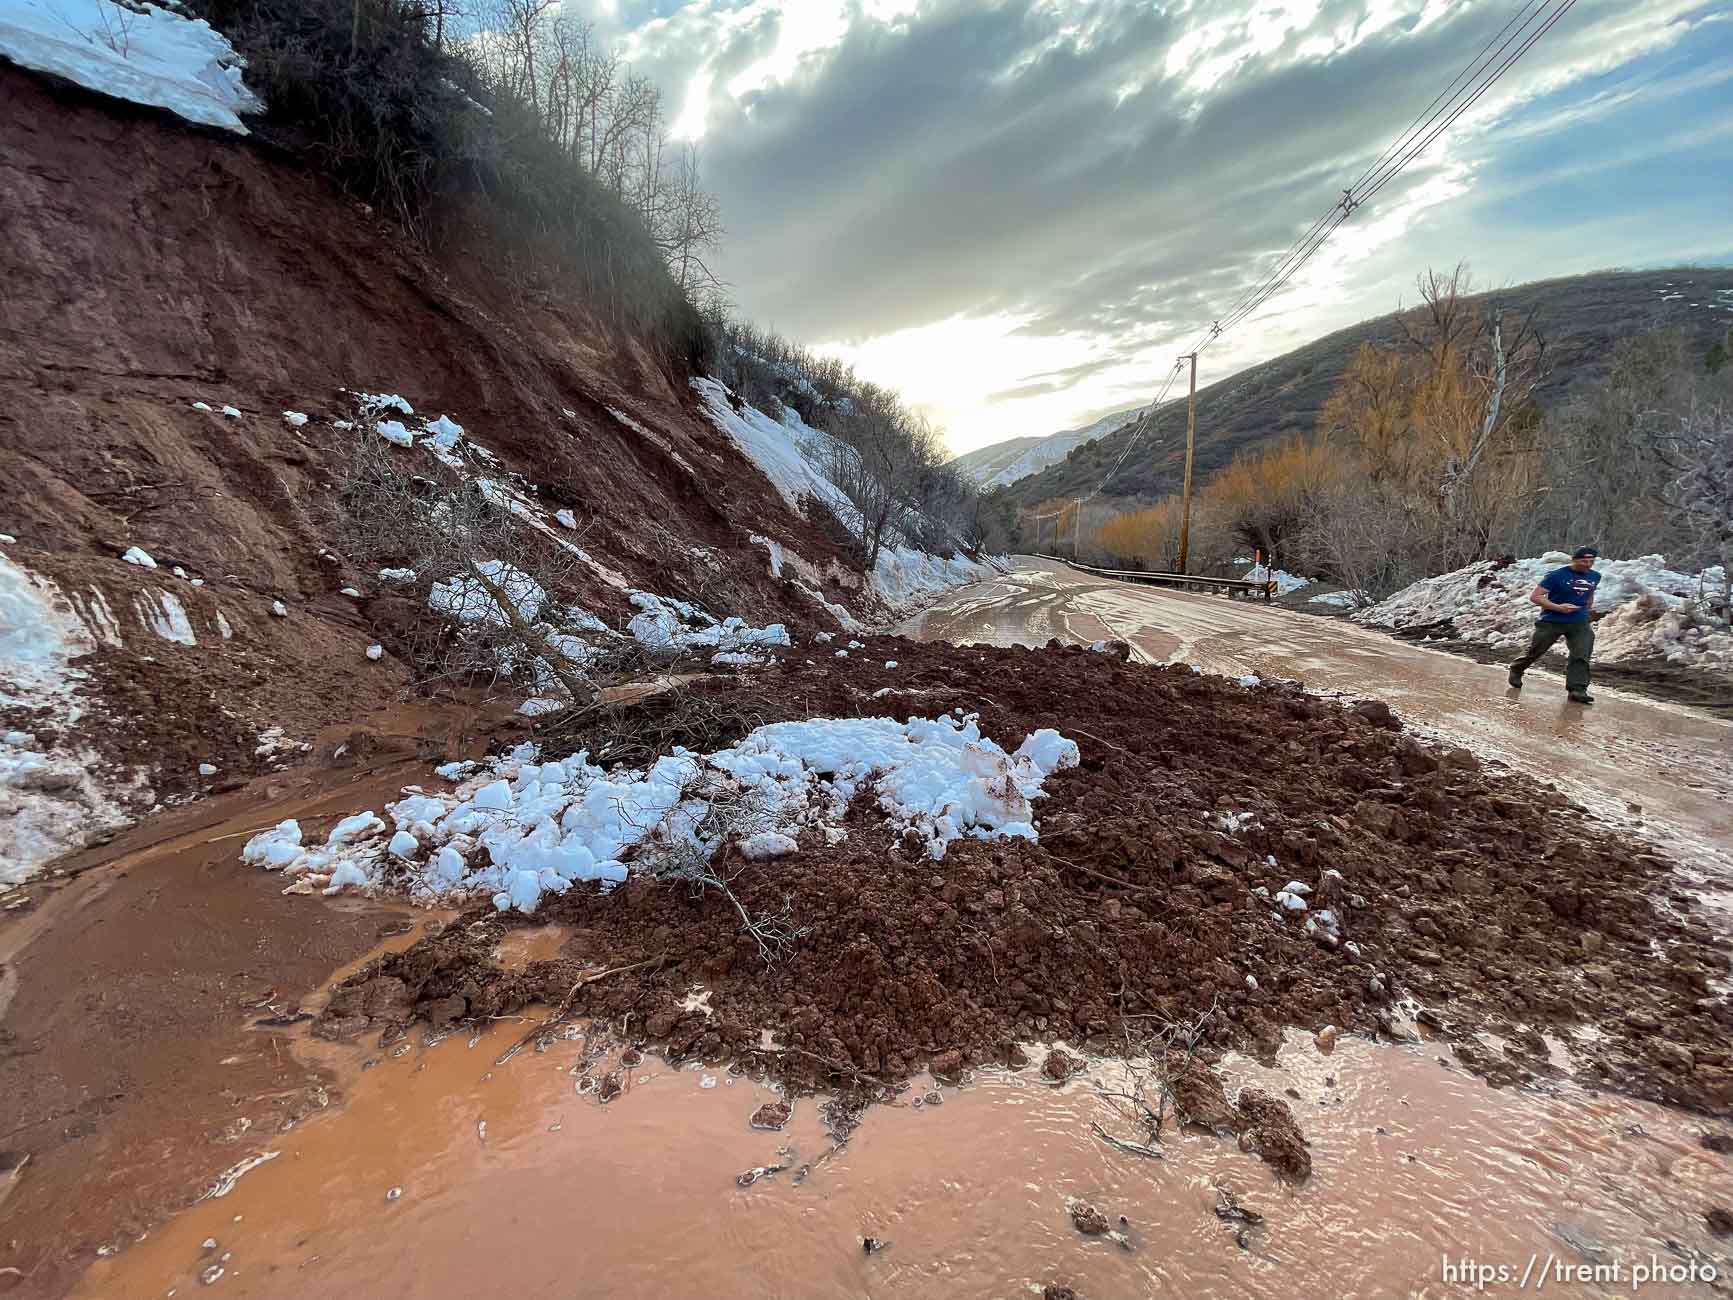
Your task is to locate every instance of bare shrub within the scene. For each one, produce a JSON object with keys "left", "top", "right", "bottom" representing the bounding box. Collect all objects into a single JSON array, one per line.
[{"left": 326, "top": 416, "right": 600, "bottom": 705}]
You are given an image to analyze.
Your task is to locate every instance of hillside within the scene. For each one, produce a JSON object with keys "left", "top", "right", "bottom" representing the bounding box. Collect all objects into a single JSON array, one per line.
[
  {"left": 996, "top": 267, "right": 1733, "bottom": 511},
  {"left": 0, "top": 56, "right": 982, "bottom": 881},
  {"left": 951, "top": 405, "right": 1145, "bottom": 489}
]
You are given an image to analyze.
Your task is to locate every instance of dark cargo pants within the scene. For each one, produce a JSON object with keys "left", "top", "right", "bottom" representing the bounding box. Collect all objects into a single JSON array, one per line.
[{"left": 1511, "top": 619, "right": 1594, "bottom": 693}]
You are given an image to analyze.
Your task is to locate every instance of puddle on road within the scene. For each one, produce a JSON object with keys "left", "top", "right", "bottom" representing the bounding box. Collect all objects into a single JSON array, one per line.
[
  {"left": 76, "top": 1019, "right": 1733, "bottom": 1300},
  {"left": 492, "top": 924, "right": 573, "bottom": 971}
]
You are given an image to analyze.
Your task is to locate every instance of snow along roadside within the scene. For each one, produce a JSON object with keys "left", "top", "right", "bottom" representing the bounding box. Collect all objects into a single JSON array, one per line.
[
  {"left": 1356, "top": 552, "right": 1731, "bottom": 670},
  {"left": 242, "top": 713, "right": 1081, "bottom": 915}
]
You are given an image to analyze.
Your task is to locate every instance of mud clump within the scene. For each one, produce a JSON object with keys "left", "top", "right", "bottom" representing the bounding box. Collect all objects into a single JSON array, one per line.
[
  {"left": 1702, "top": 1133, "right": 1733, "bottom": 1155},
  {"left": 1042, "top": 1048, "right": 1083, "bottom": 1082},
  {"left": 1043, "top": 1288, "right": 1078, "bottom": 1300},
  {"left": 1069, "top": 1204, "right": 1111, "bottom": 1236},
  {"left": 1168, "top": 1056, "right": 1236, "bottom": 1131},
  {"left": 309, "top": 640, "right": 1733, "bottom": 1114},
  {"left": 1707, "top": 1207, "right": 1733, "bottom": 1238},
  {"left": 749, "top": 1102, "right": 791, "bottom": 1131},
  {"left": 1234, "top": 1089, "right": 1311, "bottom": 1182}
]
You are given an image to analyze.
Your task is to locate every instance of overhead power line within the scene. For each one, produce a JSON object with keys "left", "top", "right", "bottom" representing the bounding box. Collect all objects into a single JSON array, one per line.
[{"left": 1031, "top": 0, "right": 1580, "bottom": 521}]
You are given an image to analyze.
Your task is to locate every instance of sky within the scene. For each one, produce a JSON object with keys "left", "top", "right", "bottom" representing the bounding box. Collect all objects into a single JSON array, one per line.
[{"left": 560, "top": 0, "right": 1733, "bottom": 455}]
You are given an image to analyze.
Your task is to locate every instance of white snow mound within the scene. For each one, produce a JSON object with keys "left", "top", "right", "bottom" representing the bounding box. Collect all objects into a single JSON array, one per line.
[{"left": 0, "top": 0, "right": 262, "bottom": 134}]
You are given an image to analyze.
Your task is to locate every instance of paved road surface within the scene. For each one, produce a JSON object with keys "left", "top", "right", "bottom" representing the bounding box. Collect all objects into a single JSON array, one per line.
[{"left": 903, "top": 557, "right": 1733, "bottom": 891}]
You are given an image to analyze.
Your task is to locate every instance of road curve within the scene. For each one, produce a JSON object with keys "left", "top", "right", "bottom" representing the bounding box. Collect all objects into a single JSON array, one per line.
[{"left": 902, "top": 557, "right": 1733, "bottom": 892}]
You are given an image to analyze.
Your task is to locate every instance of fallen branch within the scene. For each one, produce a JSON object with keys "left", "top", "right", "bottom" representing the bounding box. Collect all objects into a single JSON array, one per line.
[
  {"left": 495, "top": 955, "right": 665, "bottom": 1065},
  {"left": 1091, "top": 1122, "right": 1163, "bottom": 1160}
]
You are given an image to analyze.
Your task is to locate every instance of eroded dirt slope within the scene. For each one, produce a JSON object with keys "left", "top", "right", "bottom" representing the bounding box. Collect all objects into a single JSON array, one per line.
[{"left": 0, "top": 66, "right": 859, "bottom": 816}]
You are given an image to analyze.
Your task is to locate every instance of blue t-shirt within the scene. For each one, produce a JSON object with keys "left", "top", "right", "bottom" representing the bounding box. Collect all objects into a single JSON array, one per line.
[{"left": 1538, "top": 566, "right": 1600, "bottom": 622}]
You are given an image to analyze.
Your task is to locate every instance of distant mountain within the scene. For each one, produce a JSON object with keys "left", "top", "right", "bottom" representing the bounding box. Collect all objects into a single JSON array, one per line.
[
  {"left": 951, "top": 405, "right": 1146, "bottom": 489},
  {"left": 994, "top": 267, "right": 1733, "bottom": 513}
]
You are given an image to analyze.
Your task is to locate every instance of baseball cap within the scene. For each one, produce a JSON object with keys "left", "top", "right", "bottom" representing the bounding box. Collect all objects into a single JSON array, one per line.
[{"left": 1571, "top": 546, "right": 1599, "bottom": 559}]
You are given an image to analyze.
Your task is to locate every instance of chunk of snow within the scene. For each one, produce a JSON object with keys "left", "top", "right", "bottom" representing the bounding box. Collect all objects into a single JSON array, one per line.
[
  {"left": 834, "top": 650, "right": 848, "bottom": 658},
  {"left": 378, "top": 568, "right": 416, "bottom": 584},
  {"left": 711, "top": 651, "right": 767, "bottom": 667},
  {"left": 388, "top": 830, "right": 419, "bottom": 860},
  {"left": 1236, "top": 673, "right": 1261, "bottom": 688},
  {"left": 518, "top": 696, "right": 565, "bottom": 717},
  {"left": 135, "top": 589, "right": 196, "bottom": 645},
  {"left": 283, "top": 411, "right": 308, "bottom": 427},
  {"left": 1281, "top": 880, "right": 1313, "bottom": 896},
  {"left": 191, "top": 401, "right": 212, "bottom": 411},
  {"left": 241, "top": 821, "right": 304, "bottom": 870},
  {"left": 471, "top": 780, "right": 514, "bottom": 811},
  {"left": 847, "top": 640, "right": 864, "bottom": 650},
  {"left": 814, "top": 632, "right": 834, "bottom": 644},
  {"left": 554, "top": 509, "right": 577, "bottom": 529},
  {"left": 340, "top": 587, "right": 362, "bottom": 598},
  {"left": 738, "top": 832, "right": 798, "bottom": 860},
  {"left": 884, "top": 660, "right": 898, "bottom": 669},
  {"left": 1012, "top": 729, "right": 1081, "bottom": 776},
  {"left": 626, "top": 592, "right": 789, "bottom": 655},
  {"left": 221, "top": 405, "right": 242, "bottom": 418},
  {"left": 0, "top": 535, "right": 12, "bottom": 545},
  {"left": 361, "top": 393, "right": 414, "bottom": 416},
  {"left": 1275, "top": 890, "right": 1308, "bottom": 913},
  {"left": 270, "top": 600, "right": 287, "bottom": 617},
  {"left": 0, "top": 0, "right": 262, "bottom": 134},
  {"left": 365, "top": 644, "right": 383, "bottom": 661},
  {"left": 376, "top": 420, "right": 414, "bottom": 447},
  {"left": 121, "top": 546, "right": 157, "bottom": 568},
  {"left": 326, "top": 811, "right": 384, "bottom": 847},
  {"left": 424, "top": 415, "right": 463, "bottom": 445},
  {"left": 197, "top": 762, "right": 218, "bottom": 776},
  {"left": 325, "top": 860, "right": 372, "bottom": 895}
]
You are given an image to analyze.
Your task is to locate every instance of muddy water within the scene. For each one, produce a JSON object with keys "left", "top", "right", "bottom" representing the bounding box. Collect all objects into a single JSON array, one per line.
[
  {"left": 75, "top": 1015, "right": 1733, "bottom": 1300},
  {"left": 904, "top": 559, "right": 1733, "bottom": 896}
]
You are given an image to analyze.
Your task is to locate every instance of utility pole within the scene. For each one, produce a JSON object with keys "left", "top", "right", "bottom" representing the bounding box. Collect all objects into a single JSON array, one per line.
[
  {"left": 1176, "top": 352, "right": 1198, "bottom": 574},
  {"left": 1071, "top": 497, "right": 1081, "bottom": 559}
]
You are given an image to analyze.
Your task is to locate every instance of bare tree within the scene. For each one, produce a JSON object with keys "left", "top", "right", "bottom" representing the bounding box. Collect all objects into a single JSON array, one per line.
[{"left": 1652, "top": 402, "right": 1733, "bottom": 626}]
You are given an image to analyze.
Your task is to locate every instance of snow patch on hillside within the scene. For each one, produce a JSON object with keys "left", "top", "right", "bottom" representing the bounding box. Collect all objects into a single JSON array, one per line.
[
  {"left": 243, "top": 713, "right": 1080, "bottom": 914},
  {"left": 1358, "top": 553, "right": 1732, "bottom": 669},
  {"left": 1, "top": 553, "right": 133, "bottom": 881},
  {"left": 954, "top": 405, "right": 1144, "bottom": 489},
  {"left": 0, "top": 0, "right": 261, "bottom": 133},
  {"left": 693, "top": 377, "right": 994, "bottom": 614}
]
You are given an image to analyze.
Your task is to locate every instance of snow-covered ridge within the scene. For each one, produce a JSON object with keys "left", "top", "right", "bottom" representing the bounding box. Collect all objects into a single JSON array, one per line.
[
  {"left": 951, "top": 405, "right": 1145, "bottom": 490},
  {"left": 1357, "top": 553, "right": 1731, "bottom": 669},
  {"left": 243, "top": 713, "right": 1082, "bottom": 915},
  {"left": 0, "top": 0, "right": 261, "bottom": 134}
]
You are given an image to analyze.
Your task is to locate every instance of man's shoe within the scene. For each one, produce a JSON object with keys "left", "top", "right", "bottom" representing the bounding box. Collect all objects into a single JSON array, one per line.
[
  {"left": 1568, "top": 690, "right": 1594, "bottom": 705},
  {"left": 1507, "top": 668, "right": 1523, "bottom": 689}
]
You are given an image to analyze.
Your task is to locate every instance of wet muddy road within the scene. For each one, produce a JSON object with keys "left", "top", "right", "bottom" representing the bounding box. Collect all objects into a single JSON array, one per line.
[
  {"left": 72, "top": 1010, "right": 1733, "bottom": 1300},
  {"left": 903, "top": 558, "right": 1733, "bottom": 893},
  {"left": 23, "top": 574, "right": 1733, "bottom": 1300}
]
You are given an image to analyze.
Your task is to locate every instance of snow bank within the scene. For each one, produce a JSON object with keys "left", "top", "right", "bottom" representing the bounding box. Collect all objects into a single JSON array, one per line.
[
  {"left": 1358, "top": 553, "right": 1732, "bottom": 669},
  {"left": 1308, "top": 590, "right": 1368, "bottom": 609},
  {"left": 243, "top": 713, "right": 1081, "bottom": 914},
  {"left": 0, "top": 0, "right": 261, "bottom": 133},
  {"left": 1245, "top": 564, "right": 1309, "bottom": 595}
]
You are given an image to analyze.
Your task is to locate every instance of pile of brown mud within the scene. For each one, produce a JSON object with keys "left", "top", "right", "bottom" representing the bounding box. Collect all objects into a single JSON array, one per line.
[{"left": 316, "top": 636, "right": 1733, "bottom": 1114}]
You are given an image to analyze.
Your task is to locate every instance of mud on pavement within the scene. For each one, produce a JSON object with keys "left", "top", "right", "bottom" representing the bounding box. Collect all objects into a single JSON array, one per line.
[{"left": 313, "top": 636, "right": 1733, "bottom": 1117}]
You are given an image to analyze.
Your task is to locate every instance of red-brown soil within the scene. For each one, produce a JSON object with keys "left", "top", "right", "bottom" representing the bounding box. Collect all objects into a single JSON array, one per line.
[
  {"left": 315, "top": 637, "right": 1733, "bottom": 1116},
  {"left": 0, "top": 65, "right": 866, "bottom": 825}
]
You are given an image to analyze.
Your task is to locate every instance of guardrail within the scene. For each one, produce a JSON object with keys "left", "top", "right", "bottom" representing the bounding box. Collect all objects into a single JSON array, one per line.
[{"left": 1034, "top": 554, "right": 1273, "bottom": 601}]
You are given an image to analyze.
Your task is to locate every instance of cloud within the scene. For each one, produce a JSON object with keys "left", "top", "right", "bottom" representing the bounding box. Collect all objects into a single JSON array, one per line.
[{"left": 600, "top": 0, "right": 1730, "bottom": 451}]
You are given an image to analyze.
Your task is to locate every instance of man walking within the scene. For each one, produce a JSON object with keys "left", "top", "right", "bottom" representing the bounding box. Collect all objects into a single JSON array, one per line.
[{"left": 1508, "top": 546, "right": 1601, "bottom": 704}]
